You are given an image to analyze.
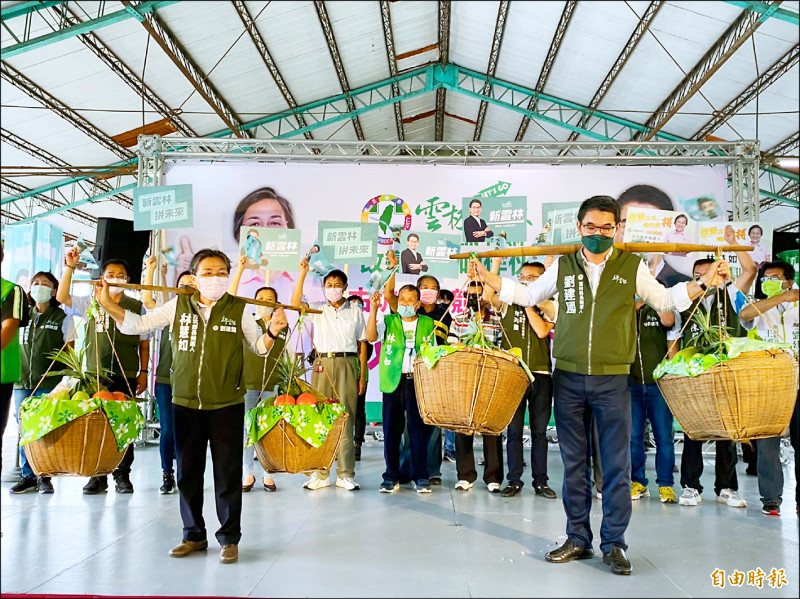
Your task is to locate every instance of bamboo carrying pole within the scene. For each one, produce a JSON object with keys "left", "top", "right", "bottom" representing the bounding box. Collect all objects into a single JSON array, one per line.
[
  {"left": 449, "top": 243, "right": 755, "bottom": 259},
  {"left": 76, "top": 280, "right": 322, "bottom": 314}
]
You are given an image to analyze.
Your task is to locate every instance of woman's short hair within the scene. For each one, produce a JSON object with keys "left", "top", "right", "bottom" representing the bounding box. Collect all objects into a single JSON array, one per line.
[{"left": 233, "top": 187, "right": 296, "bottom": 242}]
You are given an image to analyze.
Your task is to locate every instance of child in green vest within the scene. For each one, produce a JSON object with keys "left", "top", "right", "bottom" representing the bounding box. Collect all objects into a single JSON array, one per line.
[
  {"left": 96, "top": 248, "right": 288, "bottom": 565},
  {"left": 366, "top": 284, "right": 436, "bottom": 493}
]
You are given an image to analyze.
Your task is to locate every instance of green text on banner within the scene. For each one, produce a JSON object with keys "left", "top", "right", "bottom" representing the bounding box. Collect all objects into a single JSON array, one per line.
[
  {"left": 133, "top": 184, "right": 194, "bottom": 231},
  {"left": 317, "top": 221, "right": 377, "bottom": 264}
]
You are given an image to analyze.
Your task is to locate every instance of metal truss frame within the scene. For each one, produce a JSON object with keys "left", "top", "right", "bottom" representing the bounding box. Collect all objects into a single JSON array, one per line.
[{"left": 137, "top": 136, "right": 764, "bottom": 220}]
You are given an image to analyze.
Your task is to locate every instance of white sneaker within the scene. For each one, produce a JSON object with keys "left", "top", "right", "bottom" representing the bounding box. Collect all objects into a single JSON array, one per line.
[
  {"left": 455, "top": 480, "right": 473, "bottom": 491},
  {"left": 487, "top": 482, "right": 501, "bottom": 493},
  {"left": 335, "top": 477, "right": 360, "bottom": 491},
  {"left": 716, "top": 488, "right": 746, "bottom": 508},
  {"left": 303, "top": 472, "right": 331, "bottom": 490},
  {"left": 679, "top": 487, "right": 702, "bottom": 506}
]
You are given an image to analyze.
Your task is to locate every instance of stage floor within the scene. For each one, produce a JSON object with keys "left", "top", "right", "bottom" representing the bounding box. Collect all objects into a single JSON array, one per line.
[{"left": 1, "top": 429, "right": 797, "bottom": 598}]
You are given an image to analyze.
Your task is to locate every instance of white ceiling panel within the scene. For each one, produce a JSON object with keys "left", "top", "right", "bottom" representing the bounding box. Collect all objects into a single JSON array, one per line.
[{"left": 449, "top": 1, "right": 502, "bottom": 74}]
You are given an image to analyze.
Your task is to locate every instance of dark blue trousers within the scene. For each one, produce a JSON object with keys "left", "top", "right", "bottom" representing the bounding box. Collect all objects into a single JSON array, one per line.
[
  {"left": 383, "top": 377, "right": 432, "bottom": 485},
  {"left": 553, "top": 369, "right": 631, "bottom": 554}
]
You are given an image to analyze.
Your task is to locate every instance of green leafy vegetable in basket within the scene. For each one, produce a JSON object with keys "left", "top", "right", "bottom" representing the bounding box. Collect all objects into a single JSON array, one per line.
[
  {"left": 44, "top": 346, "right": 112, "bottom": 397},
  {"left": 686, "top": 307, "right": 732, "bottom": 356}
]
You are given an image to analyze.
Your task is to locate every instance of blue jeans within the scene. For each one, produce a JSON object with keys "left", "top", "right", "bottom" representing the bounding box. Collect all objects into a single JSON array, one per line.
[
  {"left": 399, "top": 425, "right": 443, "bottom": 479},
  {"left": 630, "top": 382, "right": 675, "bottom": 487},
  {"left": 444, "top": 430, "right": 455, "bottom": 453},
  {"left": 13, "top": 388, "right": 39, "bottom": 479},
  {"left": 155, "top": 382, "right": 176, "bottom": 475}
]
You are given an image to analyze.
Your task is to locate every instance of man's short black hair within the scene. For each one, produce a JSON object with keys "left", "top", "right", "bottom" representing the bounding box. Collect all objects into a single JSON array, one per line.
[
  {"left": 697, "top": 197, "right": 715, "bottom": 208},
  {"left": 347, "top": 294, "right": 363, "bottom": 305},
  {"left": 101, "top": 258, "right": 130, "bottom": 275},
  {"left": 577, "top": 196, "right": 620, "bottom": 225},
  {"left": 398, "top": 284, "right": 420, "bottom": 301},
  {"left": 469, "top": 199, "right": 482, "bottom": 208},
  {"left": 521, "top": 261, "right": 545, "bottom": 272},
  {"left": 417, "top": 274, "right": 440, "bottom": 291},
  {"left": 189, "top": 249, "right": 231, "bottom": 274},
  {"left": 761, "top": 260, "right": 795, "bottom": 282},
  {"left": 617, "top": 185, "right": 673, "bottom": 211},
  {"left": 407, "top": 233, "right": 419, "bottom": 242},
  {"left": 323, "top": 269, "right": 348, "bottom": 287},
  {"left": 439, "top": 289, "right": 454, "bottom": 303},
  {"left": 692, "top": 257, "right": 715, "bottom": 274}
]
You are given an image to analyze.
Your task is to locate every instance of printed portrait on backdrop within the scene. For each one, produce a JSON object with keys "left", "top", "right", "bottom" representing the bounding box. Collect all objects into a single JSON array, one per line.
[
  {"left": 462, "top": 198, "right": 494, "bottom": 243},
  {"left": 400, "top": 233, "right": 428, "bottom": 274}
]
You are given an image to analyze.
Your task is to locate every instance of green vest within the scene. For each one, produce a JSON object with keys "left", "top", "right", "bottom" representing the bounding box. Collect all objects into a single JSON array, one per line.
[
  {"left": 1, "top": 278, "right": 22, "bottom": 384},
  {"left": 171, "top": 292, "right": 248, "bottom": 410},
  {"left": 19, "top": 305, "right": 68, "bottom": 390},
  {"left": 554, "top": 250, "right": 640, "bottom": 375},
  {"left": 500, "top": 304, "right": 551, "bottom": 372},
  {"left": 156, "top": 326, "right": 172, "bottom": 385},
  {"left": 631, "top": 305, "right": 669, "bottom": 385},
  {"left": 680, "top": 287, "right": 745, "bottom": 348},
  {"left": 84, "top": 294, "right": 143, "bottom": 378},
  {"left": 379, "top": 314, "right": 435, "bottom": 394},
  {"left": 243, "top": 316, "right": 287, "bottom": 392}
]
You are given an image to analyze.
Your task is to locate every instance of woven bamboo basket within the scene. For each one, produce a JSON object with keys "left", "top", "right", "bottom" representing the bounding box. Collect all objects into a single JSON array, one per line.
[
  {"left": 23, "top": 409, "right": 126, "bottom": 477},
  {"left": 254, "top": 412, "right": 348, "bottom": 474},
  {"left": 657, "top": 350, "right": 799, "bottom": 441},
  {"left": 413, "top": 347, "right": 530, "bottom": 435}
]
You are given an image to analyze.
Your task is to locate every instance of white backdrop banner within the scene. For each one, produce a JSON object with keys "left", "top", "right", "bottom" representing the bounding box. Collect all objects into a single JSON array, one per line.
[{"left": 163, "top": 162, "right": 729, "bottom": 400}]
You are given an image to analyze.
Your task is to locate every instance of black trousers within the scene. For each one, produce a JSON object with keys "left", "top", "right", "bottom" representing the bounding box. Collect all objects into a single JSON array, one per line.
[
  {"left": 105, "top": 375, "right": 137, "bottom": 476},
  {"left": 382, "top": 377, "right": 432, "bottom": 484},
  {"left": 679, "top": 436, "right": 738, "bottom": 496},
  {"left": 456, "top": 432, "right": 504, "bottom": 485},
  {"left": 174, "top": 402, "right": 244, "bottom": 546},
  {"left": 354, "top": 389, "right": 367, "bottom": 446},
  {"left": 506, "top": 374, "right": 553, "bottom": 486},
  {"left": 552, "top": 369, "right": 631, "bottom": 554},
  {"left": 0, "top": 382, "right": 13, "bottom": 471},
  {"left": 790, "top": 392, "right": 799, "bottom": 507}
]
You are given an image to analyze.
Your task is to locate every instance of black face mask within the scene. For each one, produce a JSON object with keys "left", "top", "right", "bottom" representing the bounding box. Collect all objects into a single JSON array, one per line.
[{"left": 466, "top": 296, "right": 480, "bottom": 312}]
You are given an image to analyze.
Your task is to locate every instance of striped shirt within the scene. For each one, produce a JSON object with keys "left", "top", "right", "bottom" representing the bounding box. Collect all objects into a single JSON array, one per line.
[{"left": 447, "top": 308, "right": 503, "bottom": 346}]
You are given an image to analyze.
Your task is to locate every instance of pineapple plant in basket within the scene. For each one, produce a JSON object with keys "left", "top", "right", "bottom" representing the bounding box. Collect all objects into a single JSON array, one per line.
[
  {"left": 269, "top": 352, "right": 338, "bottom": 406},
  {"left": 44, "top": 346, "right": 129, "bottom": 402}
]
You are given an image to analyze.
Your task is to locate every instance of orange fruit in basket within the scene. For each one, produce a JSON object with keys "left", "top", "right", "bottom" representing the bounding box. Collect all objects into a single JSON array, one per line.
[
  {"left": 112, "top": 391, "right": 128, "bottom": 402},
  {"left": 92, "top": 391, "right": 115, "bottom": 401},
  {"left": 295, "top": 392, "right": 317, "bottom": 405},
  {"left": 274, "top": 394, "right": 296, "bottom": 406}
]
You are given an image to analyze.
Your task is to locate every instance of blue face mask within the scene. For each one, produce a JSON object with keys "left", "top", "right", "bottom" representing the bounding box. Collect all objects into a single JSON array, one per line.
[{"left": 397, "top": 304, "right": 417, "bottom": 318}]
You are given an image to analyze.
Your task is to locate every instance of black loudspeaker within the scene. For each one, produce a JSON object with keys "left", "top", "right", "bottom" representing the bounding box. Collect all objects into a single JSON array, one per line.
[{"left": 92, "top": 218, "right": 151, "bottom": 284}]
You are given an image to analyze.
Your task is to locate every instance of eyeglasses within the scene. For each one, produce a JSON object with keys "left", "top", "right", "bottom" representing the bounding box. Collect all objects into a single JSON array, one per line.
[
  {"left": 518, "top": 275, "right": 540, "bottom": 282},
  {"left": 760, "top": 275, "right": 786, "bottom": 282},
  {"left": 580, "top": 223, "right": 616, "bottom": 235}
]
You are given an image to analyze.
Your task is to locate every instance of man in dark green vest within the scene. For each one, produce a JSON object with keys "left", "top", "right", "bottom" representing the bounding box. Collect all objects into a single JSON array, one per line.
[
  {"left": 472, "top": 195, "right": 730, "bottom": 576},
  {"left": 1, "top": 241, "right": 29, "bottom": 474},
  {"left": 97, "top": 248, "right": 287, "bottom": 564},
  {"left": 676, "top": 252, "right": 756, "bottom": 510},
  {"left": 366, "top": 284, "right": 436, "bottom": 493},
  {"left": 58, "top": 250, "right": 150, "bottom": 495},
  {"left": 483, "top": 259, "right": 557, "bottom": 499}
]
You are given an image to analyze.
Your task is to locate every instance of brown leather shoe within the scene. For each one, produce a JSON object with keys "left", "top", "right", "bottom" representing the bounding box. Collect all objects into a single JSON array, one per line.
[
  {"left": 168, "top": 539, "right": 208, "bottom": 558},
  {"left": 220, "top": 544, "right": 238, "bottom": 563},
  {"left": 545, "top": 539, "right": 594, "bottom": 563}
]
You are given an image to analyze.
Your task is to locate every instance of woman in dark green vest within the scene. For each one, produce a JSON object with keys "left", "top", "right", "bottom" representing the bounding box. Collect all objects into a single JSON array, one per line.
[
  {"left": 10, "top": 271, "right": 74, "bottom": 495},
  {"left": 57, "top": 251, "right": 150, "bottom": 495},
  {"left": 241, "top": 286, "right": 287, "bottom": 493},
  {"left": 96, "top": 248, "right": 287, "bottom": 565}
]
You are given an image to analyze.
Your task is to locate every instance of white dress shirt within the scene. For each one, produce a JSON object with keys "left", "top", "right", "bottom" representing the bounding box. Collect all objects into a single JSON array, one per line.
[
  {"left": 498, "top": 248, "right": 692, "bottom": 313},
  {"left": 65, "top": 293, "right": 149, "bottom": 341},
  {"left": 118, "top": 296, "right": 272, "bottom": 355},
  {"left": 308, "top": 300, "right": 367, "bottom": 354}
]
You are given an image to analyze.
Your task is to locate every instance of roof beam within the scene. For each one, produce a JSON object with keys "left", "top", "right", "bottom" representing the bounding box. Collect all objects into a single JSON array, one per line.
[
  {"left": 635, "top": 4, "right": 777, "bottom": 141},
  {"left": 473, "top": 1, "right": 510, "bottom": 141},
  {"left": 1, "top": 127, "right": 133, "bottom": 208},
  {"left": 724, "top": 0, "right": 800, "bottom": 25},
  {"left": 119, "top": 0, "right": 249, "bottom": 138},
  {"left": 0, "top": 61, "right": 135, "bottom": 161},
  {"left": 232, "top": 0, "right": 313, "bottom": 142},
  {"left": 692, "top": 44, "right": 798, "bottom": 141},
  {"left": 10, "top": 182, "right": 138, "bottom": 226},
  {"left": 515, "top": 0, "right": 577, "bottom": 141},
  {"left": 46, "top": 2, "right": 195, "bottom": 138},
  {"left": 565, "top": 0, "right": 663, "bottom": 145},
  {"left": 435, "top": 0, "right": 451, "bottom": 142},
  {"left": 379, "top": 0, "right": 404, "bottom": 141},
  {"left": 0, "top": 1, "right": 66, "bottom": 21},
  {"left": 312, "top": 1, "right": 364, "bottom": 140},
  {"left": 1, "top": 177, "right": 98, "bottom": 228},
  {"left": 0, "top": 1, "right": 178, "bottom": 59},
  {"left": 766, "top": 131, "right": 799, "bottom": 156}
]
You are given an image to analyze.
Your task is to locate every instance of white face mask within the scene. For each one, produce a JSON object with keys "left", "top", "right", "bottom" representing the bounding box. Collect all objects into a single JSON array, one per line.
[
  {"left": 105, "top": 277, "right": 126, "bottom": 296},
  {"left": 256, "top": 306, "right": 274, "bottom": 320},
  {"left": 194, "top": 276, "right": 229, "bottom": 301},
  {"left": 30, "top": 284, "right": 53, "bottom": 304},
  {"left": 324, "top": 287, "right": 344, "bottom": 303}
]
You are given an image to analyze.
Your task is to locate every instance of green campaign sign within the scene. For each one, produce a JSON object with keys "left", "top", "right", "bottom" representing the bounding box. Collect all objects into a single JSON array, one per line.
[
  {"left": 133, "top": 184, "right": 194, "bottom": 231},
  {"left": 238, "top": 227, "right": 301, "bottom": 272},
  {"left": 540, "top": 202, "right": 582, "bottom": 245},
  {"left": 462, "top": 195, "right": 527, "bottom": 243},
  {"left": 411, "top": 232, "right": 461, "bottom": 279},
  {"left": 317, "top": 221, "right": 377, "bottom": 264}
]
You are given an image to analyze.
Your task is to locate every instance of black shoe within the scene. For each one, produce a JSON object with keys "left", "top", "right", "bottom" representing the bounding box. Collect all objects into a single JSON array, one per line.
[
  {"left": 745, "top": 466, "right": 758, "bottom": 476},
  {"left": 534, "top": 484, "right": 557, "bottom": 499},
  {"left": 545, "top": 539, "right": 594, "bottom": 563},
  {"left": 354, "top": 444, "right": 362, "bottom": 462},
  {"left": 602, "top": 546, "right": 632, "bottom": 575},
  {"left": 10, "top": 476, "right": 38, "bottom": 494},
  {"left": 160, "top": 472, "right": 176, "bottom": 495},
  {"left": 114, "top": 473, "right": 134, "bottom": 494},
  {"left": 429, "top": 477, "right": 443, "bottom": 485},
  {"left": 443, "top": 451, "right": 456, "bottom": 463},
  {"left": 500, "top": 481, "right": 523, "bottom": 497},
  {"left": 38, "top": 477, "right": 54, "bottom": 494},
  {"left": 83, "top": 476, "right": 108, "bottom": 495}
]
